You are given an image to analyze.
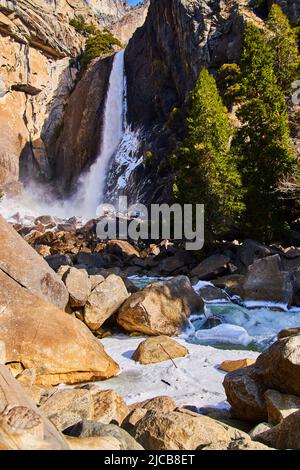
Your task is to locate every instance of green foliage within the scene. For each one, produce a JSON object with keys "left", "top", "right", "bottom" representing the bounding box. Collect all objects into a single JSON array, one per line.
[
  {"left": 233, "top": 23, "right": 297, "bottom": 240},
  {"left": 266, "top": 4, "right": 300, "bottom": 93},
  {"left": 217, "top": 63, "right": 242, "bottom": 107},
  {"left": 70, "top": 17, "right": 98, "bottom": 37},
  {"left": 173, "top": 68, "right": 244, "bottom": 239},
  {"left": 80, "top": 30, "right": 122, "bottom": 69}
]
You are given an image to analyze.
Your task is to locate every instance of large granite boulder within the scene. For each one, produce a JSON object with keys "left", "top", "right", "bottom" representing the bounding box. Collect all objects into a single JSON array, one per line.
[
  {"left": 242, "top": 255, "right": 293, "bottom": 306},
  {"left": 0, "top": 216, "right": 68, "bottom": 309},
  {"left": 117, "top": 276, "right": 204, "bottom": 336},
  {"left": 0, "top": 269, "right": 119, "bottom": 386}
]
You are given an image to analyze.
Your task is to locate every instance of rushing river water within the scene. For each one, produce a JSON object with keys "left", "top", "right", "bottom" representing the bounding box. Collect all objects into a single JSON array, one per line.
[{"left": 129, "top": 275, "right": 300, "bottom": 352}]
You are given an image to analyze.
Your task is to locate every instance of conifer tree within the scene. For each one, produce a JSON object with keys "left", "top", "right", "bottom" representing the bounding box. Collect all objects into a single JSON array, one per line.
[
  {"left": 267, "top": 4, "right": 299, "bottom": 94},
  {"left": 234, "top": 23, "right": 296, "bottom": 240},
  {"left": 173, "top": 68, "right": 243, "bottom": 238}
]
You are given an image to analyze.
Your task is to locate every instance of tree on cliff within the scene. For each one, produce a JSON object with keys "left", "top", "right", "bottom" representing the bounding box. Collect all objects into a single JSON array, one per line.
[
  {"left": 233, "top": 23, "right": 297, "bottom": 241},
  {"left": 173, "top": 68, "right": 243, "bottom": 239},
  {"left": 267, "top": 4, "right": 299, "bottom": 94}
]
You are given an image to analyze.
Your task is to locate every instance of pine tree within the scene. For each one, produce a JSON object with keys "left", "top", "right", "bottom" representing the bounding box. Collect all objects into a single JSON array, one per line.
[
  {"left": 267, "top": 4, "right": 299, "bottom": 94},
  {"left": 234, "top": 23, "right": 296, "bottom": 240},
  {"left": 173, "top": 68, "right": 243, "bottom": 239}
]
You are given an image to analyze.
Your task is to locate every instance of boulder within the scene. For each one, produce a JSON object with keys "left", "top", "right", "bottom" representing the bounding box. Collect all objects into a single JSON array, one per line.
[
  {"left": 0, "top": 365, "right": 69, "bottom": 450},
  {"left": 45, "top": 254, "right": 73, "bottom": 272},
  {"left": 196, "top": 285, "right": 229, "bottom": 303},
  {"left": 249, "top": 422, "right": 273, "bottom": 440},
  {"left": 129, "top": 408, "right": 251, "bottom": 451},
  {"left": 264, "top": 389, "right": 300, "bottom": 425},
  {"left": 255, "top": 410, "right": 300, "bottom": 450},
  {"left": 243, "top": 255, "right": 293, "bottom": 306},
  {"left": 202, "top": 439, "right": 273, "bottom": 450},
  {"left": 40, "top": 388, "right": 128, "bottom": 430},
  {"left": 191, "top": 254, "right": 231, "bottom": 280},
  {"left": 0, "top": 216, "right": 68, "bottom": 309},
  {"left": 129, "top": 396, "right": 176, "bottom": 414},
  {"left": 235, "top": 239, "right": 271, "bottom": 273},
  {"left": 0, "top": 269, "right": 119, "bottom": 386},
  {"left": 63, "top": 267, "right": 91, "bottom": 307},
  {"left": 106, "top": 240, "right": 140, "bottom": 258},
  {"left": 84, "top": 275, "right": 129, "bottom": 331},
  {"left": 117, "top": 276, "right": 204, "bottom": 336},
  {"left": 219, "top": 359, "right": 256, "bottom": 373},
  {"left": 212, "top": 274, "right": 245, "bottom": 298},
  {"left": 223, "top": 366, "right": 267, "bottom": 422},
  {"left": 63, "top": 421, "right": 144, "bottom": 450},
  {"left": 132, "top": 336, "right": 189, "bottom": 365},
  {"left": 66, "top": 435, "right": 121, "bottom": 450},
  {"left": 277, "top": 327, "right": 300, "bottom": 339},
  {"left": 255, "top": 334, "right": 300, "bottom": 396}
]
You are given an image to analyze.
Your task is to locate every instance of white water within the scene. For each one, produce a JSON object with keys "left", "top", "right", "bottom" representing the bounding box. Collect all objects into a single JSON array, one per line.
[
  {"left": 71, "top": 50, "right": 126, "bottom": 217},
  {"left": 0, "top": 50, "right": 127, "bottom": 221}
]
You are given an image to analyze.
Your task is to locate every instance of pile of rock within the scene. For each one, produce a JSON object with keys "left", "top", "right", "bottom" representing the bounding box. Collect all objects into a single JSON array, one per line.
[
  {"left": 223, "top": 327, "right": 300, "bottom": 449},
  {"left": 0, "top": 363, "right": 272, "bottom": 451}
]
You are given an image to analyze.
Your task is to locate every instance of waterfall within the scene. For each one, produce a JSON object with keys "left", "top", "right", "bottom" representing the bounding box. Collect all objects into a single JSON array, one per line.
[
  {"left": 0, "top": 49, "right": 142, "bottom": 222},
  {"left": 73, "top": 50, "right": 126, "bottom": 218}
]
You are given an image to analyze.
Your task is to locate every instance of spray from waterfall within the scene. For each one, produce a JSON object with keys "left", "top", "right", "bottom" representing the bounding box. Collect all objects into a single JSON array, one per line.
[{"left": 0, "top": 49, "right": 142, "bottom": 222}]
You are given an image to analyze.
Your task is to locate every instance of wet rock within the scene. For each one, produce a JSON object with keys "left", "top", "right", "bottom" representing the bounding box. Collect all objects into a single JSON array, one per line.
[{"left": 277, "top": 327, "right": 300, "bottom": 339}]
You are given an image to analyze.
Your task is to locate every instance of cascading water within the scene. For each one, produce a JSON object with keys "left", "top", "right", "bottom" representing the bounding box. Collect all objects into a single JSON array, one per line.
[
  {"left": 0, "top": 49, "right": 142, "bottom": 221},
  {"left": 72, "top": 50, "right": 126, "bottom": 217}
]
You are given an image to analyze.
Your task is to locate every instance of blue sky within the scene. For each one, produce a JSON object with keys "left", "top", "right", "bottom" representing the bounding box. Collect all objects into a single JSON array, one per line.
[{"left": 128, "top": 0, "right": 140, "bottom": 5}]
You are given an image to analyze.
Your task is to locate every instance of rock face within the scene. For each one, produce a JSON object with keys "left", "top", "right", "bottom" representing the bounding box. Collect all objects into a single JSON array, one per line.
[
  {"left": 0, "top": 269, "right": 119, "bottom": 386},
  {"left": 109, "top": 1, "right": 149, "bottom": 44},
  {"left": 132, "top": 336, "right": 189, "bottom": 365},
  {"left": 53, "top": 55, "right": 114, "bottom": 191},
  {"left": 0, "top": 216, "right": 68, "bottom": 309},
  {"left": 191, "top": 254, "right": 231, "bottom": 280},
  {"left": 125, "top": 0, "right": 263, "bottom": 128},
  {"left": 84, "top": 274, "right": 129, "bottom": 331},
  {"left": 0, "top": 0, "right": 86, "bottom": 187},
  {"left": 117, "top": 276, "right": 204, "bottom": 336}
]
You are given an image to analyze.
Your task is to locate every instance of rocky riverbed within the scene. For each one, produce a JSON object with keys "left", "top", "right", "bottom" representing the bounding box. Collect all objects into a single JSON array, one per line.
[{"left": 1, "top": 210, "right": 300, "bottom": 450}]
